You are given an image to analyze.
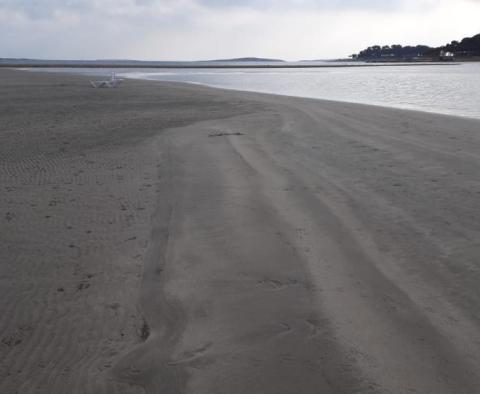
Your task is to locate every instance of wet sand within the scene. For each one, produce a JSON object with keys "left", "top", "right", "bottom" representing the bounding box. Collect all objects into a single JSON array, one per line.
[{"left": 1, "top": 69, "right": 480, "bottom": 393}]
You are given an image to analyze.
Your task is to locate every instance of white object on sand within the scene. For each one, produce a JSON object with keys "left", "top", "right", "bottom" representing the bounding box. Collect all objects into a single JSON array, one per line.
[{"left": 90, "top": 72, "right": 124, "bottom": 88}]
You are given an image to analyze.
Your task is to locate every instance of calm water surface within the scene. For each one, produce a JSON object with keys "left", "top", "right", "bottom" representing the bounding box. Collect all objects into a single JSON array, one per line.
[{"left": 40, "top": 63, "right": 480, "bottom": 119}]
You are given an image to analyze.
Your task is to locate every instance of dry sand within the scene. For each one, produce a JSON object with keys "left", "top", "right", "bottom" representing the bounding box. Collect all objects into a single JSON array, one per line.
[{"left": 1, "top": 69, "right": 480, "bottom": 393}]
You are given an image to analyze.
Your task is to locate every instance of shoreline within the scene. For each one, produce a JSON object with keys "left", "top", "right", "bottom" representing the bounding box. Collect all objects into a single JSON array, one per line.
[
  {"left": 23, "top": 64, "right": 480, "bottom": 121},
  {"left": 2, "top": 69, "right": 480, "bottom": 393},
  {"left": 130, "top": 77, "right": 480, "bottom": 122}
]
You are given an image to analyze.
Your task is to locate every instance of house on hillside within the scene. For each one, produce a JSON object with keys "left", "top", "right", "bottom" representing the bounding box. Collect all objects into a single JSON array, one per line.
[{"left": 439, "top": 50, "right": 455, "bottom": 61}]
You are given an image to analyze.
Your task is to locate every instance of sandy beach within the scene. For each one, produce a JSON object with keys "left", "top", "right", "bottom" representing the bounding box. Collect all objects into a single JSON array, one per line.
[{"left": 1, "top": 68, "right": 480, "bottom": 393}]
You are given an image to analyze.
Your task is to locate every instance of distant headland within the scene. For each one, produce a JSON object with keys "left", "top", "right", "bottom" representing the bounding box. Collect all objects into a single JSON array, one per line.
[{"left": 352, "top": 32, "right": 480, "bottom": 62}]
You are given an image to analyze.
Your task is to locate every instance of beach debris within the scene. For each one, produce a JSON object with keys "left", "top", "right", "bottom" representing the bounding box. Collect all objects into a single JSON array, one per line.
[
  {"left": 208, "top": 132, "right": 244, "bottom": 137},
  {"left": 140, "top": 319, "right": 150, "bottom": 341},
  {"left": 90, "top": 72, "right": 124, "bottom": 88}
]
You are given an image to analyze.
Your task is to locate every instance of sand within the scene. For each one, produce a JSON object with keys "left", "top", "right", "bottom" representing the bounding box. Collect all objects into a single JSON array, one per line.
[{"left": 1, "top": 69, "right": 480, "bottom": 393}]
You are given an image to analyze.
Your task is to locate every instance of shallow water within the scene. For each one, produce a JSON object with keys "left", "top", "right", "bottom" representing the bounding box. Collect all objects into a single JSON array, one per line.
[{"left": 38, "top": 63, "right": 480, "bottom": 119}]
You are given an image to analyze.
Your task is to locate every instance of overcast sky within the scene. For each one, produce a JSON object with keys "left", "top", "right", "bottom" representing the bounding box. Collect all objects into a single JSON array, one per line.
[{"left": 1, "top": 0, "right": 479, "bottom": 60}]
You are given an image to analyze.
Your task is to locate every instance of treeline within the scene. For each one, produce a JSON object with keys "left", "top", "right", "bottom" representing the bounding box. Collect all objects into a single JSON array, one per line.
[
  {"left": 353, "top": 32, "right": 480, "bottom": 60},
  {"left": 432, "top": 33, "right": 480, "bottom": 57},
  {"left": 354, "top": 45, "right": 432, "bottom": 60}
]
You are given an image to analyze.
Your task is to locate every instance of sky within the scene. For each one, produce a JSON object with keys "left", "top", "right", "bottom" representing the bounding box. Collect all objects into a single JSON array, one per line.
[{"left": 0, "top": 0, "right": 479, "bottom": 60}]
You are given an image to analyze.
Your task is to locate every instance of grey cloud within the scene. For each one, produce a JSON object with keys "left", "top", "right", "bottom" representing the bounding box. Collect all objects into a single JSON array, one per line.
[
  {"left": 196, "top": 0, "right": 403, "bottom": 11},
  {"left": 0, "top": 0, "right": 89, "bottom": 18},
  {"left": 0, "top": 0, "right": 181, "bottom": 19},
  {"left": 0, "top": 0, "right": 420, "bottom": 18}
]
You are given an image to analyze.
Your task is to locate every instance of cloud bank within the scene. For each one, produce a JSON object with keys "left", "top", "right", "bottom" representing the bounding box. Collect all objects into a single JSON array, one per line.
[{"left": 1, "top": 0, "right": 479, "bottom": 60}]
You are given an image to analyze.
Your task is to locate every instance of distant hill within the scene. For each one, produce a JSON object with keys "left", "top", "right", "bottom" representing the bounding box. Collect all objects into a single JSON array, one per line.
[
  {"left": 206, "top": 57, "right": 285, "bottom": 63},
  {"left": 353, "top": 32, "right": 480, "bottom": 61}
]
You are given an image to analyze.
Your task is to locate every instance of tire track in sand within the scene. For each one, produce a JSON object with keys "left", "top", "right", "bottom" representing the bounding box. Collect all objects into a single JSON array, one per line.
[{"left": 112, "top": 136, "right": 188, "bottom": 394}]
